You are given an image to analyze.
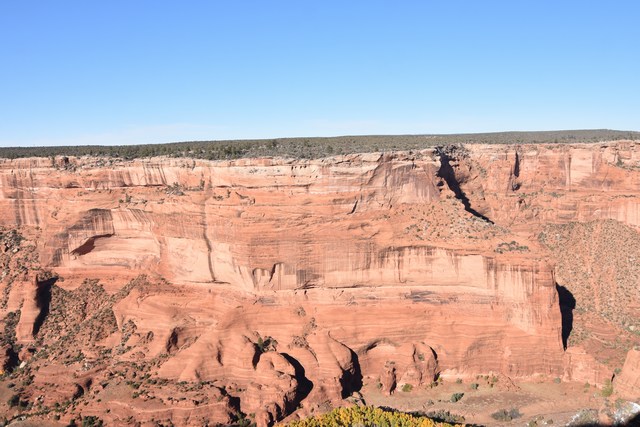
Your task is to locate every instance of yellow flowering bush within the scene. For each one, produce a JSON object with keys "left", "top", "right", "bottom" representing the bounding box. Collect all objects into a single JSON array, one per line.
[{"left": 282, "top": 406, "right": 462, "bottom": 427}]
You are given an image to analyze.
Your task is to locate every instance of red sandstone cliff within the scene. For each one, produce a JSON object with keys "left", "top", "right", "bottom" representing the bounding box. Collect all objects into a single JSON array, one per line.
[{"left": 0, "top": 140, "right": 638, "bottom": 425}]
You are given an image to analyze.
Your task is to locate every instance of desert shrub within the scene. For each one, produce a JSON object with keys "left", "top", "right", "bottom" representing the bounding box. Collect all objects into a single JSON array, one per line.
[
  {"left": 491, "top": 408, "right": 522, "bottom": 421},
  {"left": 420, "top": 410, "right": 465, "bottom": 424},
  {"left": 601, "top": 379, "right": 614, "bottom": 397},
  {"left": 256, "top": 335, "right": 278, "bottom": 353},
  {"left": 495, "top": 240, "right": 530, "bottom": 253},
  {"left": 7, "top": 394, "right": 19, "bottom": 407},
  {"left": 1, "top": 130, "right": 636, "bottom": 161},
  {"left": 402, "top": 383, "right": 413, "bottom": 392},
  {"left": 470, "top": 383, "right": 479, "bottom": 390},
  {"left": 82, "top": 416, "right": 104, "bottom": 427},
  {"left": 450, "top": 392, "right": 464, "bottom": 403}
]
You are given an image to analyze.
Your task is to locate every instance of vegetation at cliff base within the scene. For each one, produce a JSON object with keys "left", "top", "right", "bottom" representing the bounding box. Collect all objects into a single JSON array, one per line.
[
  {"left": 0, "top": 129, "right": 637, "bottom": 161},
  {"left": 283, "top": 406, "right": 461, "bottom": 427}
]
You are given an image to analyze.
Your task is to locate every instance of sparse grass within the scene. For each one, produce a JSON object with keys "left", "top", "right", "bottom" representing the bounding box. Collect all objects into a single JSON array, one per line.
[
  {"left": 401, "top": 383, "right": 413, "bottom": 392},
  {"left": 540, "top": 220, "right": 640, "bottom": 357},
  {"left": 601, "top": 379, "right": 614, "bottom": 397}
]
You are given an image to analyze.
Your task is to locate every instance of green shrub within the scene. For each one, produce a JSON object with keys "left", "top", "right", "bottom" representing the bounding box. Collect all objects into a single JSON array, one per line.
[
  {"left": 1, "top": 130, "right": 636, "bottom": 161},
  {"left": 256, "top": 335, "right": 278, "bottom": 353},
  {"left": 422, "top": 410, "right": 465, "bottom": 424},
  {"left": 7, "top": 394, "right": 19, "bottom": 407},
  {"left": 491, "top": 408, "right": 522, "bottom": 421},
  {"left": 82, "top": 416, "right": 104, "bottom": 427},
  {"left": 401, "top": 383, "right": 413, "bottom": 392},
  {"left": 450, "top": 392, "right": 464, "bottom": 403}
]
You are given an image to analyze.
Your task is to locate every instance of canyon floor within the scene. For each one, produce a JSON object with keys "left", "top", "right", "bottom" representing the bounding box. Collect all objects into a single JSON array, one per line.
[{"left": 0, "top": 137, "right": 639, "bottom": 426}]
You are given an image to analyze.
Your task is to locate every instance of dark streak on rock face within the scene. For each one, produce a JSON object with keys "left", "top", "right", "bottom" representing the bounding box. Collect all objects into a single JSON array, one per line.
[{"left": 435, "top": 146, "right": 493, "bottom": 224}]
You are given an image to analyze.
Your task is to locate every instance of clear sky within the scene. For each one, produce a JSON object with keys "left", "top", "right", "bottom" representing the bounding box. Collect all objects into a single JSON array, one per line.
[{"left": 1, "top": 1, "right": 639, "bottom": 147}]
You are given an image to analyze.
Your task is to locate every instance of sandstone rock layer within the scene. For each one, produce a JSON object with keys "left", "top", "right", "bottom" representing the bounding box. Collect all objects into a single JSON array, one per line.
[{"left": 1, "top": 140, "right": 639, "bottom": 425}]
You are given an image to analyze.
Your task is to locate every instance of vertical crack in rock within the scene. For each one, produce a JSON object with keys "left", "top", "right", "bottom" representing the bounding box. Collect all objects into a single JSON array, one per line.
[
  {"left": 348, "top": 199, "right": 358, "bottom": 215},
  {"left": 435, "top": 146, "right": 493, "bottom": 223},
  {"left": 202, "top": 204, "right": 216, "bottom": 282}
]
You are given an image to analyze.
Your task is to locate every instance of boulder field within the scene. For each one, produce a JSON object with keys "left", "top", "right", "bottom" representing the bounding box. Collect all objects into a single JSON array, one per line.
[{"left": 0, "top": 141, "right": 638, "bottom": 425}]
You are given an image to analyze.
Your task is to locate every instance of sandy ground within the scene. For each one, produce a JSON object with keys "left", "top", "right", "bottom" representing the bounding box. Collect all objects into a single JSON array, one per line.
[{"left": 360, "top": 376, "right": 626, "bottom": 426}]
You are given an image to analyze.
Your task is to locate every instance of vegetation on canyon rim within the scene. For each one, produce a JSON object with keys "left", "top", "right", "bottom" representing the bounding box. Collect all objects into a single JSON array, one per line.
[{"left": 0, "top": 129, "right": 638, "bottom": 161}]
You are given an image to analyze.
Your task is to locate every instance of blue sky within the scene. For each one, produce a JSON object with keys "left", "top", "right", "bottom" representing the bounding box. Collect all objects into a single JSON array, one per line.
[{"left": 1, "top": 1, "right": 639, "bottom": 146}]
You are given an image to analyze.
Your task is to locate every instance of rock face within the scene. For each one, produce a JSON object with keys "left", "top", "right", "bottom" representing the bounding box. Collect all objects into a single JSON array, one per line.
[
  {"left": 0, "top": 140, "right": 639, "bottom": 425},
  {"left": 615, "top": 348, "right": 640, "bottom": 399}
]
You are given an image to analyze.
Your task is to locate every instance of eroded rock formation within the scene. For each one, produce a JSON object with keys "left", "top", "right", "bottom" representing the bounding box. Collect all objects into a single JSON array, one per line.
[{"left": 0, "top": 140, "right": 639, "bottom": 425}]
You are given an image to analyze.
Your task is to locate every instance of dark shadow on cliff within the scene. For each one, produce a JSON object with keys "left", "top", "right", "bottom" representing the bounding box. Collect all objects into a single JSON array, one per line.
[
  {"left": 556, "top": 283, "right": 576, "bottom": 350},
  {"left": 2, "top": 345, "right": 19, "bottom": 373},
  {"left": 513, "top": 151, "right": 520, "bottom": 177},
  {"left": 32, "top": 276, "right": 57, "bottom": 337},
  {"left": 435, "top": 147, "right": 493, "bottom": 223},
  {"left": 341, "top": 349, "right": 363, "bottom": 398},
  {"left": 70, "top": 234, "right": 113, "bottom": 256},
  {"left": 624, "top": 414, "right": 640, "bottom": 427},
  {"left": 281, "top": 352, "right": 313, "bottom": 408}
]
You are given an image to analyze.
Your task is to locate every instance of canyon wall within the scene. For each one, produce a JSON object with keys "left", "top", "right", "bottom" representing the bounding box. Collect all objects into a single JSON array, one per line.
[{"left": 0, "top": 140, "right": 638, "bottom": 425}]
